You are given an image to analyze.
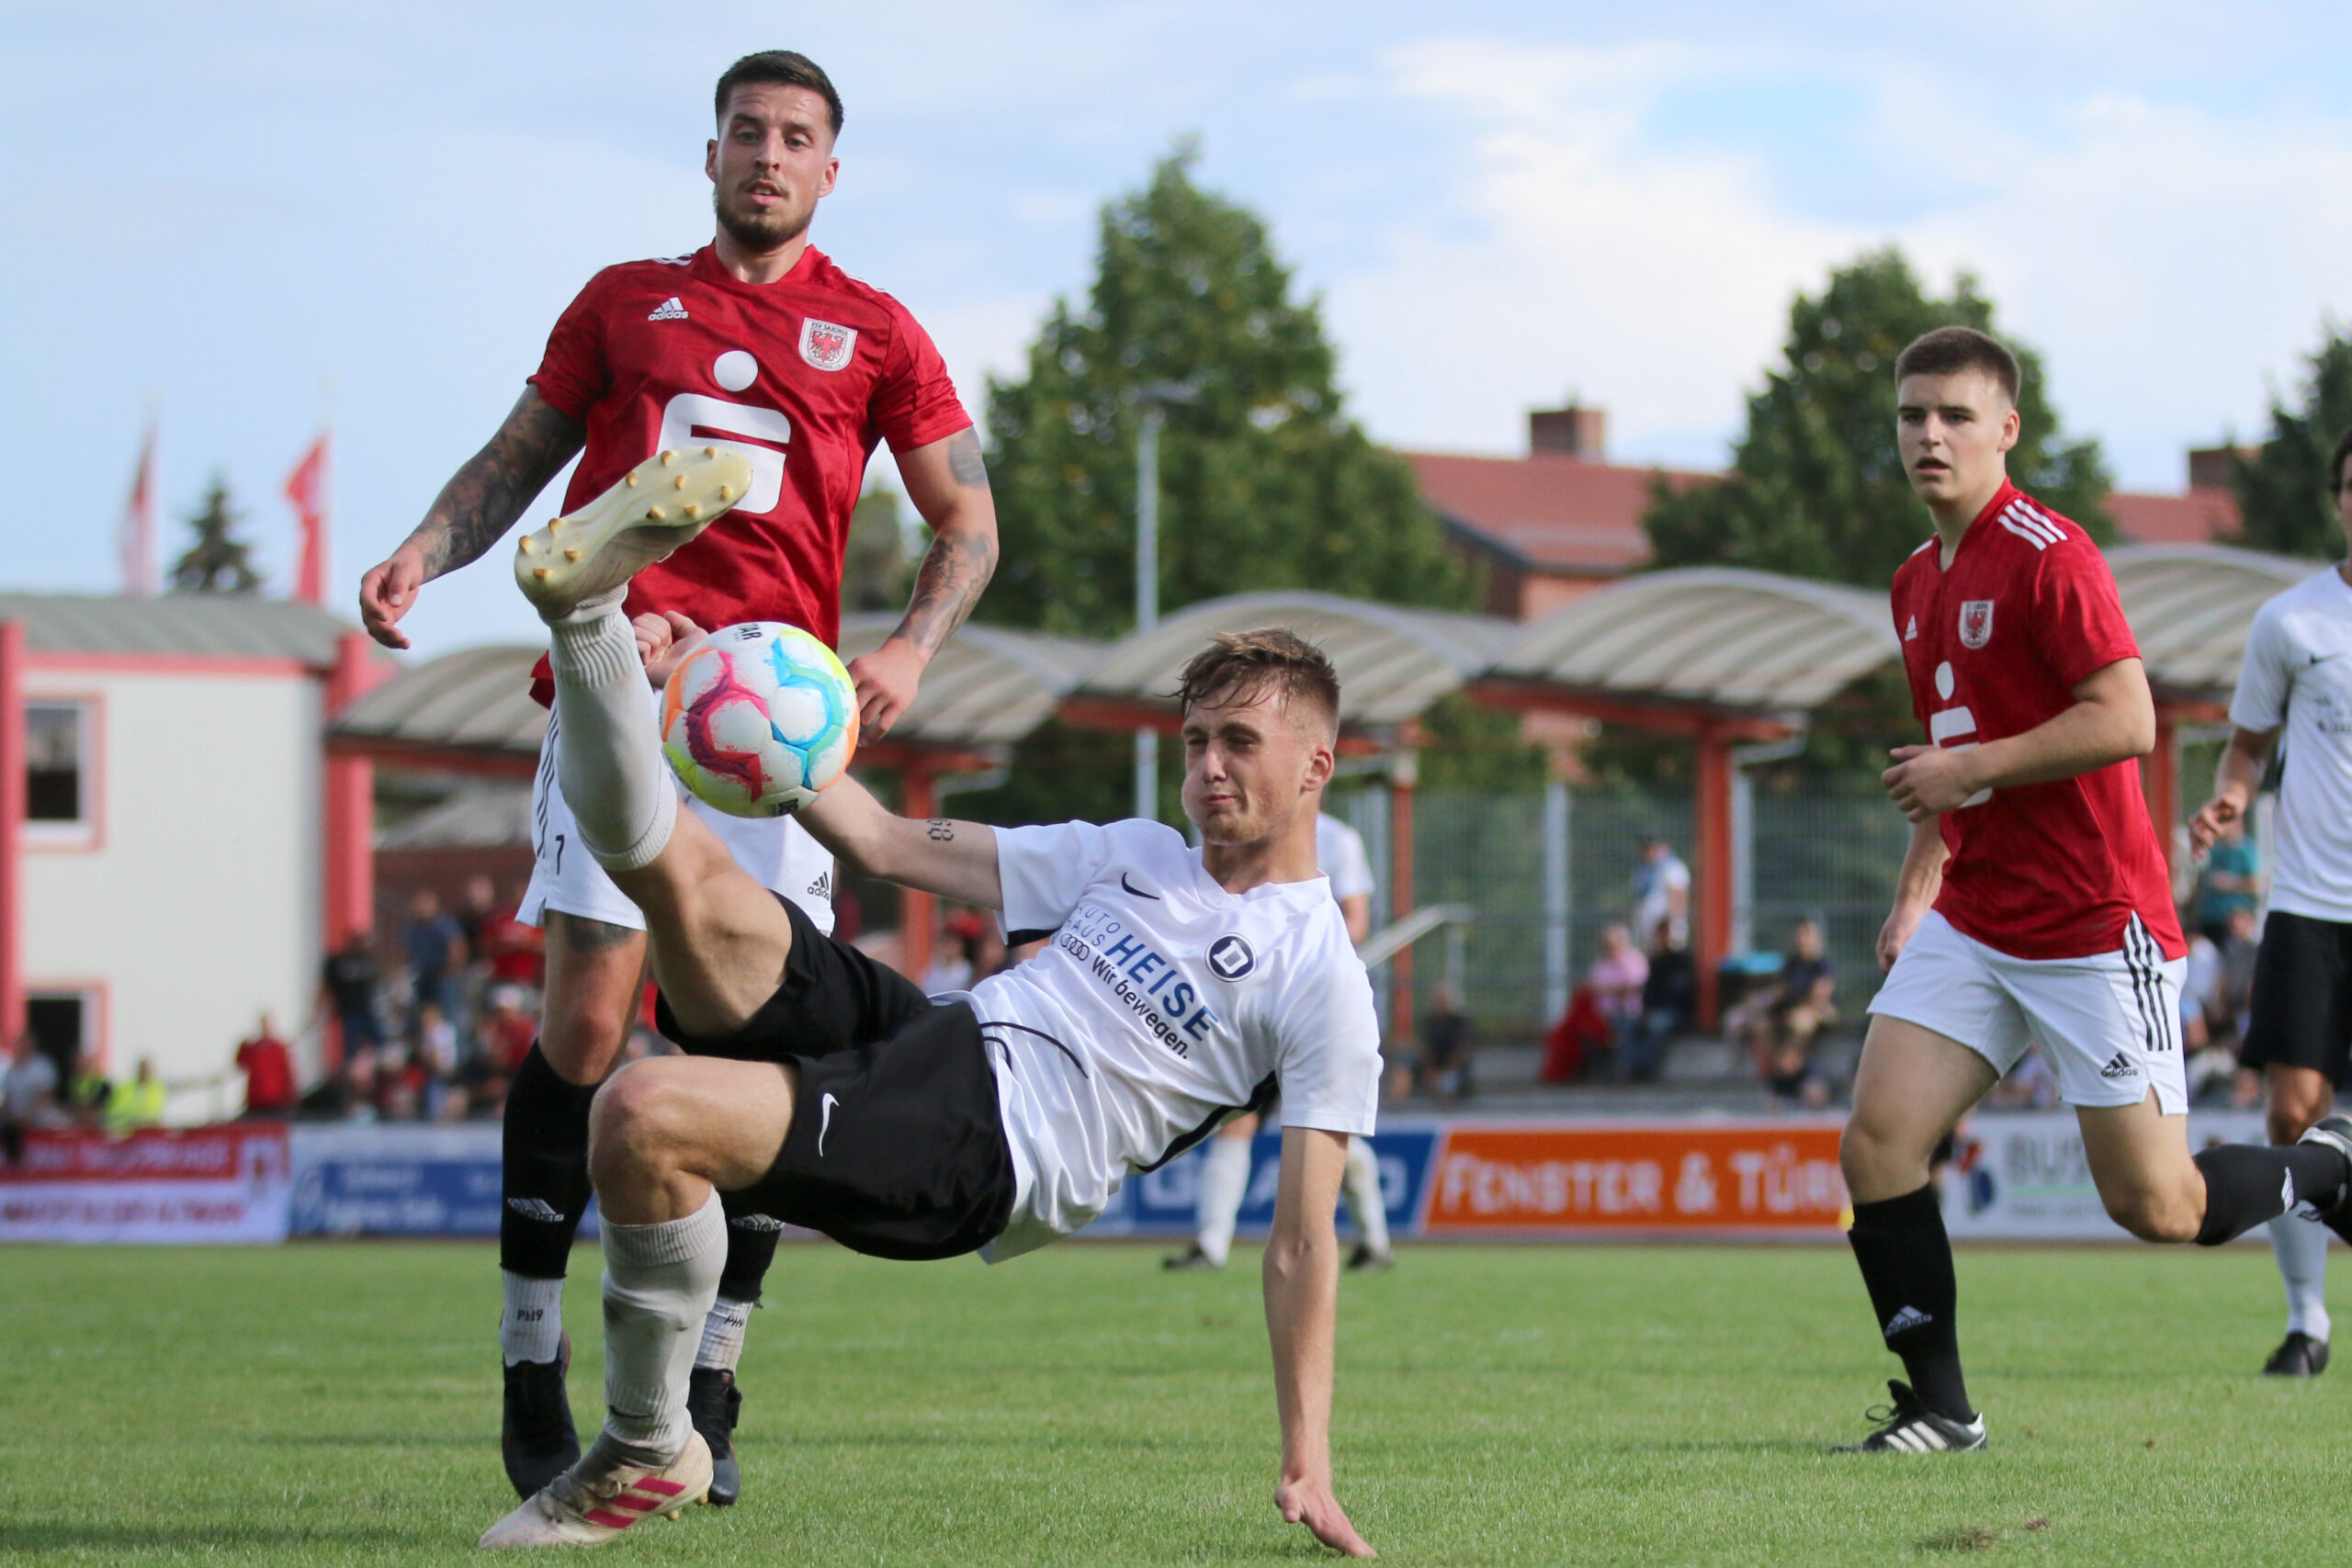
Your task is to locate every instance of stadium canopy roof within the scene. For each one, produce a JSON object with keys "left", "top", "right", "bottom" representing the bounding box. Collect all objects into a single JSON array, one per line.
[
  {"left": 1481, "top": 568, "right": 1900, "bottom": 727},
  {"left": 1067, "top": 591, "right": 1520, "bottom": 728},
  {"left": 837, "top": 613, "right": 1098, "bottom": 749},
  {"left": 0, "top": 592, "right": 357, "bottom": 667},
  {"left": 2108, "top": 544, "right": 2311, "bottom": 700}
]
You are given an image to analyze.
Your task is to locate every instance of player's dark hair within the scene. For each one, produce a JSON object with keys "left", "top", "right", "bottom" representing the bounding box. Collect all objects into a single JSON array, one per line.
[
  {"left": 1175, "top": 629, "right": 1341, "bottom": 733},
  {"left": 1894, "top": 326, "right": 2021, "bottom": 406},
  {"left": 2331, "top": 424, "right": 2352, "bottom": 494},
  {"left": 715, "top": 51, "right": 843, "bottom": 138}
]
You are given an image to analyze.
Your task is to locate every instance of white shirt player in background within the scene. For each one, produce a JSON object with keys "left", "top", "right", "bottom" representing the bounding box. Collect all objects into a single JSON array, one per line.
[
  {"left": 1166, "top": 811, "right": 1394, "bottom": 1273},
  {"left": 2191, "top": 425, "right": 2352, "bottom": 1379}
]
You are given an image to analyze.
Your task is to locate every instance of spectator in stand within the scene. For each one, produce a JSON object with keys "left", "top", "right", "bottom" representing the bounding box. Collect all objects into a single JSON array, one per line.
[
  {"left": 1416, "top": 982, "right": 1474, "bottom": 1100},
  {"left": 1758, "top": 919, "right": 1837, "bottom": 1106},
  {"left": 2194, "top": 814, "right": 2265, "bottom": 947},
  {"left": 1587, "top": 923, "right": 1649, "bottom": 1076},
  {"left": 65, "top": 1047, "right": 112, "bottom": 1129},
  {"left": 1624, "top": 918, "right": 1696, "bottom": 1083},
  {"left": 107, "top": 1057, "right": 166, "bottom": 1131},
  {"left": 1985, "top": 1043, "right": 2060, "bottom": 1109},
  {"left": 2217, "top": 902, "right": 2263, "bottom": 1039},
  {"left": 2, "top": 1031, "right": 61, "bottom": 1165},
  {"left": 1540, "top": 986, "right": 1612, "bottom": 1083},
  {"left": 235, "top": 1014, "right": 298, "bottom": 1119},
  {"left": 477, "top": 887, "right": 548, "bottom": 992},
  {"left": 318, "top": 931, "right": 383, "bottom": 1067},
  {"left": 402, "top": 889, "right": 466, "bottom": 1043},
  {"left": 1630, "top": 838, "right": 1690, "bottom": 949}
]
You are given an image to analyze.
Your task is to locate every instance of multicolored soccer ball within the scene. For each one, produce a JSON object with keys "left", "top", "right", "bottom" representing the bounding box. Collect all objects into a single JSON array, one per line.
[{"left": 661, "top": 622, "right": 859, "bottom": 817}]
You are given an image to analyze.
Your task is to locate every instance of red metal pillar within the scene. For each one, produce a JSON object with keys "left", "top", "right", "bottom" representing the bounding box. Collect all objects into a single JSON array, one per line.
[
  {"left": 322, "top": 634, "right": 383, "bottom": 954},
  {"left": 1694, "top": 728, "right": 1734, "bottom": 1032},
  {"left": 900, "top": 766, "right": 937, "bottom": 984},
  {"left": 2145, "top": 712, "right": 2180, "bottom": 880},
  {"left": 1388, "top": 753, "right": 1417, "bottom": 1043},
  {"left": 0, "top": 621, "right": 23, "bottom": 1046}
]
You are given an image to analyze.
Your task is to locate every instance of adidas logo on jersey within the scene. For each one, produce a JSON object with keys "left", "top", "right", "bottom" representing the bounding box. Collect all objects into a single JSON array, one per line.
[
  {"left": 1883, "top": 1305, "right": 1933, "bottom": 1337},
  {"left": 648, "top": 297, "right": 690, "bottom": 321},
  {"left": 2099, "top": 1052, "right": 2135, "bottom": 1079},
  {"left": 808, "top": 871, "right": 831, "bottom": 900}
]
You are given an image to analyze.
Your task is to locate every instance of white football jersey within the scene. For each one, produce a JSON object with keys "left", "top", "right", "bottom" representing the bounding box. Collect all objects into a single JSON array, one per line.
[
  {"left": 1315, "top": 814, "right": 1376, "bottom": 902},
  {"left": 2230, "top": 569, "right": 2352, "bottom": 923},
  {"left": 970, "top": 818, "right": 1382, "bottom": 1259}
]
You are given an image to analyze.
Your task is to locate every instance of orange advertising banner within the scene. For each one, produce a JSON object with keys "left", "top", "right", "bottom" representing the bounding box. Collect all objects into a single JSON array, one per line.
[{"left": 1423, "top": 1123, "right": 1849, "bottom": 1235}]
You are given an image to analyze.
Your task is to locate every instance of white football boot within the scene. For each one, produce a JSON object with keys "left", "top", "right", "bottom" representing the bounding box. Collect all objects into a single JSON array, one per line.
[
  {"left": 514, "top": 446, "right": 752, "bottom": 620},
  {"left": 477, "top": 1430, "right": 714, "bottom": 1548}
]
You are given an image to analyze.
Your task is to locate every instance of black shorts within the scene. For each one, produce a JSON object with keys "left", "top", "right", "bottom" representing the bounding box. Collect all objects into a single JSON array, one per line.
[
  {"left": 2240, "top": 909, "right": 2352, "bottom": 1084},
  {"left": 654, "top": 896, "right": 1016, "bottom": 1262}
]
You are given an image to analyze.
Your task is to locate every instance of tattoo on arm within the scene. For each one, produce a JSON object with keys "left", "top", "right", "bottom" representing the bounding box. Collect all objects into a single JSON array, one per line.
[
  {"left": 412, "top": 393, "right": 585, "bottom": 581},
  {"left": 945, "top": 426, "right": 988, "bottom": 488},
  {"left": 897, "top": 517, "right": 998, "bottom": 657},
  {"left": 927, "top": 820, "right": 955, "bottom": 841}
]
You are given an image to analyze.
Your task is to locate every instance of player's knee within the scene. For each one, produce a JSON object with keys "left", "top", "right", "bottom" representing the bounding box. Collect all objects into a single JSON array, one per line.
[
  {"left": 2267, "top": 1085, "right": 2329, "bottom": 1145},
  {"left": 586, "top": 1061, "right": 685, "bottom": 1181},
  {"left": 2100, "top": 1185, "right": 2199, "bottom": 1244},
  {"left": 539, "top": 997, "right": 632, "bottom": 1085},
  {"left": 1838, "top": 1117, "right": 1920, "bottom": 1198}
]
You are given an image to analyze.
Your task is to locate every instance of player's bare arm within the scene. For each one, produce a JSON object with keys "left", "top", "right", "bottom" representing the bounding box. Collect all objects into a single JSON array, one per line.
[
  {"left": 2189, "top": 726, "right": 2278, "bottom": 852},
  {"left": 848, "top": 426, "right": 999, "bottom": 736},
  {"left": 1883, "top": 657, "right": 2155, "bottom": 822},
  {"left": 795, "top": 772, "right": 1003, "bottom": 908},
  {"left": 1877, "top": 820, "right": 1950, "bottom": 971},
  {"left": 1262, "top": 1125, "right": 1374, "bottom": 1559},
  {"left": 358, "top": 388, "right": 585, "bottom": 649}
]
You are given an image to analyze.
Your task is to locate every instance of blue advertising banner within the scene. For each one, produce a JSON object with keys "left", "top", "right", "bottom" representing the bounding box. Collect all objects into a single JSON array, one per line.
[
  {"left": 1086, "top": 1122, "right": 1442, "bottom": 1238},
  {"left": 288, "top": 1126, "right": 599, "bottom": 1239}
]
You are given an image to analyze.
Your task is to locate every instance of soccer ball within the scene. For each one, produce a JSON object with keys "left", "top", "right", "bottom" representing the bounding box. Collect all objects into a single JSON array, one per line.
[{"left": 661, "top": 622, "right": 859, "bottom": 818}]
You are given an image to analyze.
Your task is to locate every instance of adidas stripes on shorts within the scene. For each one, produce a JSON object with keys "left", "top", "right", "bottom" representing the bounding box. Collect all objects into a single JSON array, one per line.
[{"left": 1868, "top": 909, "right": 2188, "bottom": 1113}]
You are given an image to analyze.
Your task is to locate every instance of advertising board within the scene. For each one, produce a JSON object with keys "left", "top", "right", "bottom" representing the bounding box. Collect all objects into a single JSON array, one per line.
[{"left": 0, "top": 1124, "right": 292, "bottom": 1243}]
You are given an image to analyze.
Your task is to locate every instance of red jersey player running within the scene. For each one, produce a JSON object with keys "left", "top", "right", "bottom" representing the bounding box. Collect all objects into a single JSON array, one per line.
[
  {"left": 356, "top": 52, "right": 997, "bottom": 1504},
  {"left": 1833, "top": 326, "right": 2352, "bottom": 1452}
]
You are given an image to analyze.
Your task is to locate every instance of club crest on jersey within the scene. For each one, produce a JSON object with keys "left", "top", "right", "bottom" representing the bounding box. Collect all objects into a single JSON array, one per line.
[
  {"left": 1958, "top": 600, "right": 1995, "bottom": 649},
  {"left": 1207, "top": 935, "right": 1256, "bottom": 982},
  {"left": 798, "top": 318, "right": 857, "bottom": 372}
]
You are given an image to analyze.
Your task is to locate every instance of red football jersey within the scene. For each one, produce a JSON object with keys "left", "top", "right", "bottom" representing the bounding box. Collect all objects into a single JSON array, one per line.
[
  {"left": 1889, "top": 480, "right": 2184, "bottom": 961},
  {"left": 524, "top": 243, "right": 970, "bottom": 698}
]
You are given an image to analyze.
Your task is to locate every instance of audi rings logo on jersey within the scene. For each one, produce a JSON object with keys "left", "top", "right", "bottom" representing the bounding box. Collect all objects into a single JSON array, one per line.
[
  {"left": 1207, "top": 935, "right": 1256, "bottom": 981},
  {"left": 799, "top": 318, "right": 858, "bottom": 371},
  {"left": 1959, "top": 600, "right": 1996, "bottom": 649}
]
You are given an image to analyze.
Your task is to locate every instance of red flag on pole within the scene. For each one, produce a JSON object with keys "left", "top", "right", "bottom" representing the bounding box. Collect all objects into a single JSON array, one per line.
[
  {"left": 119, "top": 423, "right": 156, "bottom": 596},
  {"left": 285, "top": 433, "right": 330, "bottom": 605}
]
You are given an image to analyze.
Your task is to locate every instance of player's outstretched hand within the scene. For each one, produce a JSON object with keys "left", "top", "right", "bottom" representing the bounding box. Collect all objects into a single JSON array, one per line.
[
  {"left": 1882, "top": 744, "right": 1976, "bottom": 822},
  {"left": 638, "top": 612, "right": 708, "bottom": 689},
  {"left": 1275, "top": 1473, "right": 1375, "bottom": 1559},
  {"left": 847, "top": 637, "right": 925, "bottom": 739},
  {"left": 358, "top": 543, "right": 426, "bottom": 649}
]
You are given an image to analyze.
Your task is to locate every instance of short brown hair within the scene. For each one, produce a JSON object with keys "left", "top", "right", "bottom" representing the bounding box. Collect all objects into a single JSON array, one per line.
[
  {"left": 715, "top": 51, "right": 842, "bottom": 137},
  {"left": 2332, "top": 424, "right": 2352, "bottom": 494},
  {"left": 1894, "top": 325, "right": 2020, "bottom": 405},
  {"left": 1174, "top": 628, "right": 1340, "bottom": 731}
]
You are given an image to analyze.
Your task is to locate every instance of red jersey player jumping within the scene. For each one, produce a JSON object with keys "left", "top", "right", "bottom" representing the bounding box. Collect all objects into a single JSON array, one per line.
[
  {"left": 356, "top": 52, "right": 998, "bottom": 1505},
  {"left": 1832, "top": 325, "right": 2352, "bottom": 1452}
]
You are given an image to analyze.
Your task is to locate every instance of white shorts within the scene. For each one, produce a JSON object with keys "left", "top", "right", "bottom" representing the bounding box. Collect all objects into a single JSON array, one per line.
[
  {"left": 1868, "top": 910, "right": 2186, "bottom": 1113},
  {"left": 519, "top": 705, "right": 836, "bottom": 936}
]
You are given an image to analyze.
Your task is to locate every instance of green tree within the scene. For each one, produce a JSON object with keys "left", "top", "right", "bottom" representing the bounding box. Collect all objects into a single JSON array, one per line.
[
  {"left": 169, "top": 477, "right": 261, "bottom": 595},
  {"left": 1643, "top": 248, "right": 2111, "bottom": 591},
  {"left": 841, "top": 486, "right": 912, "bottom": 614},
  {"left": 981, "top": 150, "right": 1471, "bottom": 636},
  {"left": 2233, "top": 327, "right": 2352, "bottom": 558}
]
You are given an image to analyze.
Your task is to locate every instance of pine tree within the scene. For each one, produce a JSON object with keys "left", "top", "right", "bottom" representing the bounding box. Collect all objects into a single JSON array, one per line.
[
  {"left": 981, "top": 149, "right": 1470, "bottom": 635},
  {"left": 169, "top": 477, "right": 263, "bottom": 595},
  {"left": 1643, "top": 249, "right": 2111, "bottom": 591},
  {"left": 2233, "top": 327, "right": 2352, "bottom": 558}
]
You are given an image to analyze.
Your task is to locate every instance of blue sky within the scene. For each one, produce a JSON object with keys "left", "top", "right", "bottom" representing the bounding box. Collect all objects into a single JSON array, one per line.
[{"left": 6, "top": 0, "right": 2347, "bottom": 656}]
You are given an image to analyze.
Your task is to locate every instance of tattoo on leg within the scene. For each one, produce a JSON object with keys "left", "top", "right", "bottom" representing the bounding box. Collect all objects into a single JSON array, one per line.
[{"left": 549, "top": 912, "right": 642, "bottom": 952}]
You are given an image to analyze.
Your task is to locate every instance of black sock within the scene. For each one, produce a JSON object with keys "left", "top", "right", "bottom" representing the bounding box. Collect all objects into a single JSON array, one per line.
[
  {"left": 499, "top": 1044, "right": 599, "bottom": 1279},
  {"left": 1848, "top": 1183, "right": 1973, "bottom": 1421},
  {"left": 718, "top": 1190, "right": 786, "bottom": 1304},
  {"left": 2192, "top": 1141, "right": 2347, "bottom": 1247}
]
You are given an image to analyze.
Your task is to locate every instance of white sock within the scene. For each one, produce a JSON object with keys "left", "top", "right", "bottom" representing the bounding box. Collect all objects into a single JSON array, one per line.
[
  {"left": 694, "top": 1296, "right": 752, "bottom": 1374},
  {"left": 1195, "top": 1134, "right": 1252, "bottom": 1267},
  {"left": 545, "top": 590, "right": 676, "bottom": 874},
  {"left": 500, "top": 1272, "right": 564, "bottom": 1366},
  {"left": 1342, "top": 1136, "right": 1390, "bottom": 1256},
  {"left": 600, "top": 1190, "right": 727, "bottom": 1458},
  {"left": 2271, "top": 1209, "right": 2332, "bottom": 1341}
]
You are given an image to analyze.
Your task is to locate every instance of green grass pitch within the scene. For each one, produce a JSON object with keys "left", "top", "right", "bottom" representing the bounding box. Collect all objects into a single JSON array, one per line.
[{"left": 0, "top": 1240, "right": 2341, "bottom": 1564}]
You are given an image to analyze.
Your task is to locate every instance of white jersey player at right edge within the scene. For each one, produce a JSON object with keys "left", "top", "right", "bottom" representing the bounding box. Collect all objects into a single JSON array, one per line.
[
  {"left": 2190, "top": 422, "right": 2352, "bottom": 1379},
  {"left": 481, "top": 496, "right": 1383, "bottom": 1557}
]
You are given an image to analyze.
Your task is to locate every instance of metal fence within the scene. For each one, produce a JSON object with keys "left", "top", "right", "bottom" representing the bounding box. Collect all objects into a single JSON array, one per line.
[{"left": 1334, "top": 784, "right": 1915, "bottom": 1041}]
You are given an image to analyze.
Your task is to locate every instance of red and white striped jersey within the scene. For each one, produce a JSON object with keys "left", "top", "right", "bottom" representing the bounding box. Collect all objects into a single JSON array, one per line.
[{"left": 1889, "top": 480, "right": 2184, "bottom": 962}]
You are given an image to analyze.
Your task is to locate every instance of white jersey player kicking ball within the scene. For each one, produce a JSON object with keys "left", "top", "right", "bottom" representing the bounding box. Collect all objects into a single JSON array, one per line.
[{"left": 479, "top": 473, "right": 1381, "bottom": 1555}]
